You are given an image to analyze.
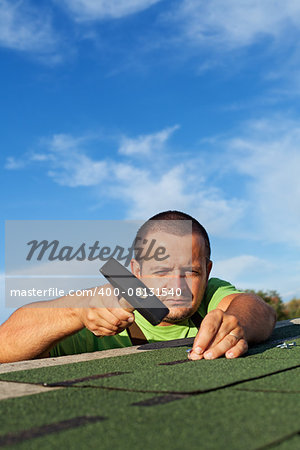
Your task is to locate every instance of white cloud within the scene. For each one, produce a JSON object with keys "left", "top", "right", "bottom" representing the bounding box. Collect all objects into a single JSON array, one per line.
[
  {"left": 30, "top": 154, "right": 51, "bottom": 162},
  {"left": 48, "top": 134, "right": 87, "bottom": 152},
  {"left": 109, "top": 164, "right": 195, "bottom": 217},
  {"left": 5, "top": 133, "right": 108, "bottom": 187},
  {"left": 171, "top": 0, "right": 300, "bottom": 50},
  {"left": 7, "top": 118, "right": 300, "bottom": 247},
  {"left": 2, "top": 0, "right": 300, "bottom": 75},
  {"left": 212, "top": 255, "right": 300, "bottom": 302},
  {"left": 227, "top": 117, "right": 300, "bottom": 246},
  {"left": 48, "top": 156, "right": 108, "bottom": 187},
  {"left": 212, "top": 255, "right": 271, "bottom": 281},
  {"left": 5, "top": 122, "right": 300, "bottom": 300},
  {"left": 118, "top": 125, "right": 179, "bottom": 156},
  {"left": 44, "top": 134, "right": 108, "bottom": 187},
  {"left": 0, "top": 0, "right": 59, "bottom": 60},
  {"left": 56, "top": 0, "right": 300, "bottom": 51},
  {"left": 4, "top": 157, "right": 26, "bottom": 170},
  {"left": 58, "top": 0, "right": 162, "bottom": 21},
  {"left": 106, "top": 161, "right": 244, "bottom": 236},
  {"left": 4, "top": 127, "right": 244, "bottom": 235}
]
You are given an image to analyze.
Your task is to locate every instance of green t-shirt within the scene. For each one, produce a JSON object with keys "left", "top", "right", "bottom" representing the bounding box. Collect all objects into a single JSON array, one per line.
[{"left": 49, "top": 278, "right": 242, "bottom": 357}]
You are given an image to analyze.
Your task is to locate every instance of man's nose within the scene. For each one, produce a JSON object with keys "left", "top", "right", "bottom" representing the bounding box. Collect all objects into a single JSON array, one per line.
[{"left": 165, "top": 271, "right": 188, "bottom": 290}]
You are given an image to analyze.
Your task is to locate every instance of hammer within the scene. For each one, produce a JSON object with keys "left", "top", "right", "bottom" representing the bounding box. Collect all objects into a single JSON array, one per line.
[{"left": 100, "top": 257, "right": 169, "bottom": 326}]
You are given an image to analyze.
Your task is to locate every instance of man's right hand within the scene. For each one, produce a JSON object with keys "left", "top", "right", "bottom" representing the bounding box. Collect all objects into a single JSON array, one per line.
[
  {"left": 0, "top": 282, "right": 135, "bottom": 363},
  {"left": 75, "top": 283, "right": 135, "bottom": 337}
]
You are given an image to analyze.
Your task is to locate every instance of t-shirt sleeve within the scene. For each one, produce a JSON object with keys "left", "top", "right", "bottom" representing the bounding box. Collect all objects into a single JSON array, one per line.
[
  {"left": 198, "top": 277, "right": 243, "bottom": 318},
  {"left": 49, "top": 328, "right": 133, "bottom": 357},
  {"left": 49, "top": 329, "right": 89, "bottom": 357}
]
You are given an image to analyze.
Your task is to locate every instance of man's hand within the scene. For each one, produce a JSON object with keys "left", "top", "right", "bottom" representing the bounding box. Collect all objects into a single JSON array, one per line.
[
  {"left": 0, "top": 283, "right": 136, "bottom": 363},
  {"left": 188, "top": 309, "right": 248, "bottom": 360},
  {"left": 75, "top": 283, "right": 135, "bottom": 337}
]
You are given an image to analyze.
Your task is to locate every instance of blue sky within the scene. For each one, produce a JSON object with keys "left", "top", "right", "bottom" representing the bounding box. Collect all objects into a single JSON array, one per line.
[{"left": 1, "top": 0, "right": 300, "bottom": 323}]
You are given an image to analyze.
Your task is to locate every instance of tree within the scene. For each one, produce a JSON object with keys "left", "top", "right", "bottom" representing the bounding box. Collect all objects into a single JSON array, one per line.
[{"left": 283, "top": 298, "right": 300, "bottom": 319}]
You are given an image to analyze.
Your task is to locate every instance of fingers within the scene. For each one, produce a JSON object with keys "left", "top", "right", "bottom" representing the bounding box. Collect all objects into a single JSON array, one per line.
[
  {"left": 86, "top": 309, "right": 134, "bottom": 337},
  {"left": 189, "top": 334, "right": 247, "bottom": 360},
  {"left": 189, "top": 309, "right": 224, "bottom": 358},
  {"left": 205, "top": 319, "right": 241, "bottom": 349},
  {"left": 90, "top": 327, "right": 117, "bottom": 337},
  {"left": 201, "top": 333, "right": 247, "bottom": 360},
  {"left": 94, "top": 286, "right": 135, "bottom": 321},
  {"left": 80, "top": 285, "right": 135, "bottom": 337},
  {"left": 96, "top": 308, "right": 133, "bottom": 330},
  {"left": 188, "top": 310, "right": 247, "bottom": 361},
  {"left": 225, "top": 338, "right": 248, "bottom": 359}
]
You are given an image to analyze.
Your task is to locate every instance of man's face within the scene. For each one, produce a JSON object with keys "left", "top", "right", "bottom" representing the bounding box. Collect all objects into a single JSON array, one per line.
[{"left": 131, "top": 231, "right": 212, "bottom": 325}]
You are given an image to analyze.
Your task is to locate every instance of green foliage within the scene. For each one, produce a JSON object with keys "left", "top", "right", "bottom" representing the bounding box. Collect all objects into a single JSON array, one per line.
[
  {"left": 244, "top": 289, "right": 286, "bottom": 320},
  {"left": 244, "top": 289, "right": 300, "bottom": 321},
  {"left": 283, "top": 298, "right": 300, "bottom": 319}
]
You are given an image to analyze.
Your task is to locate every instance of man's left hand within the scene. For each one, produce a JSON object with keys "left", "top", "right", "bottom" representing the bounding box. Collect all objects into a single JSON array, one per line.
[{"left": 188, "top": 309, "right": 248, "bottom": 360}]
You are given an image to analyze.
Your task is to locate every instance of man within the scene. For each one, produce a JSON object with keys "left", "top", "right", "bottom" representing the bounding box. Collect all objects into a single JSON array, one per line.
[{"left": 0, "top": 211, "right": 276, "bottom": 363}]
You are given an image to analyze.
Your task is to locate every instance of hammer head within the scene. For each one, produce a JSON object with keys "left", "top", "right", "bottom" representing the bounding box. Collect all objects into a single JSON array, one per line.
[{"left": 100, "top": 257, "right": 169, "bottom": 325}]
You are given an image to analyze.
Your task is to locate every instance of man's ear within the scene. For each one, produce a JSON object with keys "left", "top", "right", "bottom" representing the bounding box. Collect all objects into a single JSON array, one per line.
[
  {"left": 130, "top": 259, "right": 142, "bottom": 278},
  {"left": 206, "top": 259, "right": 213, "bottom": 282}
]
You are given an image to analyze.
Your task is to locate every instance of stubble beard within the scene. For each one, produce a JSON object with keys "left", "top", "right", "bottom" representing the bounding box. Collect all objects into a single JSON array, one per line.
[
  {"left": 161, "top": 291, "right": 204, "bottom": 324},
  {"left": 162, "top": 305, "right": 196, "bottom": 324}
]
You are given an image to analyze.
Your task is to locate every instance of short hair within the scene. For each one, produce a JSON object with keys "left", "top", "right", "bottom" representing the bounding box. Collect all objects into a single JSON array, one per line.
[{"left": 133, "top": 210, "right": 211, "bottom": 264}]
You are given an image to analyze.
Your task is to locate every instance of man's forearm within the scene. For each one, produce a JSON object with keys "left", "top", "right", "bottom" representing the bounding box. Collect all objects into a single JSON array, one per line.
[
  {"left": 223, "top": 293, "right": 276, "bottom": 343},
  {"left": 0, "top": 298, "right": 83, "bottom": 363}
]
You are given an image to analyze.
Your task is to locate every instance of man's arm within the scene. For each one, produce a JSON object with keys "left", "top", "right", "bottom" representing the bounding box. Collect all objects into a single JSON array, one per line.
[
  {"left": 0, "top": 300, "right": 83, "bottom": 362},
  {"left": 0, "top": 285, "right": 134, "bottom": 363},
  {"left": 189, "top": 292, "right": 276, "bottom": 360}
]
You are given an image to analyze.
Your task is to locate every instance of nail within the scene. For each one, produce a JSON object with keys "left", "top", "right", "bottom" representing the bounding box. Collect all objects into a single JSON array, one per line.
[
  {"left": 227, "top": 352, "right": 234, "bottom": 358},
  {"left": 204, "top": 352, "right": 213, "bottom": 359},
  {"left": 128, "top": 317, "right": 134, "bottom": 323},
  {"left": 188, "top": 352, "right": 202, "bottom": 361},
  {"left": 194, "top": 346, "right": 203, "bottom": 355}
]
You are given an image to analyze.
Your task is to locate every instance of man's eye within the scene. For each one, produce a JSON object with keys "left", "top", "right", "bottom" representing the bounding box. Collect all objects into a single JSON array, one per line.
[{"left": 186, "top": 270, "right": 200, "bottom": 276}]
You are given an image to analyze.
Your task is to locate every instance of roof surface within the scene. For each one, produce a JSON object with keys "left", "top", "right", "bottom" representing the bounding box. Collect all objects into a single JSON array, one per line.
[{"left": 0, "top": 319, "right": 299, "bottom": 449}]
